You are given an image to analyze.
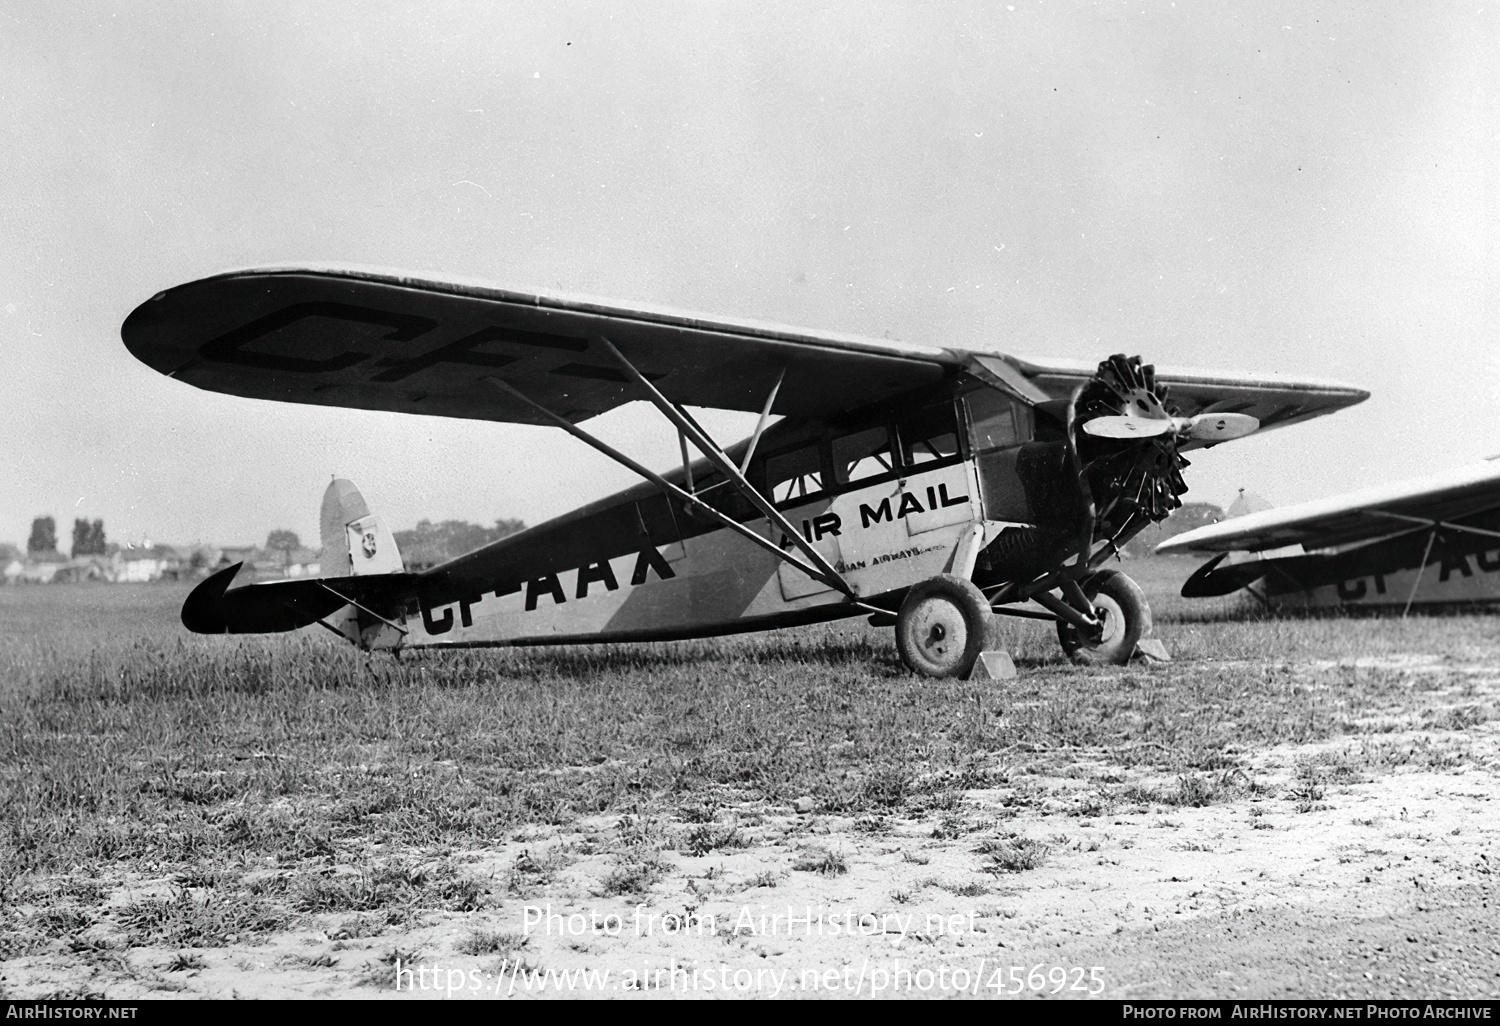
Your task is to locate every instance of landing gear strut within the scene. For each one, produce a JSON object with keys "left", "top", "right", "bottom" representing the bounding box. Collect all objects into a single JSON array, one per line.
[{"left": 1054, "top": 568, "right": 1150, "bottom": 665}]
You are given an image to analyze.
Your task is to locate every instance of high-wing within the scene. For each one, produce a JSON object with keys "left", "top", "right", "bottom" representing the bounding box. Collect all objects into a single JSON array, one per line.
[
  {"left": 122, "top": 267, "right": 1370, "bottom": 427},
  {"left": 122, "top": 268, "right": 949, "bottom": 424},
  {"left": 1008, "top": 356, "right": 1370, "bottom": 449},
  {"left": 1158, "top": 459, "right": 1500, "bottom": 557}
]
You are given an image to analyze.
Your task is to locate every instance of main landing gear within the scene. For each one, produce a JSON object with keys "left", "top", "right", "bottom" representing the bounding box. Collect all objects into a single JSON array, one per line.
[
  {"left": 1054, "top": 568, "right": 1150, "bottom": 666},
  {"left": 893, "top": 568, "right": 1151, "bottom": 676},
  {"left": 893, "top": 574, "right": 996, "bottom": 679}
]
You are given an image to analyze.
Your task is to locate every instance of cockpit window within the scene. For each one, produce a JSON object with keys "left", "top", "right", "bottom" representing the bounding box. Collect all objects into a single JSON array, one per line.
[
  {"left": 831, "top": 425, "right": 896, "bottom": 485},
  {"left": 966, "top": 388, "right": 1029, "bottom": 451},
  {"left": 899, "top": 402, "right": 961, "bottom": 467}
]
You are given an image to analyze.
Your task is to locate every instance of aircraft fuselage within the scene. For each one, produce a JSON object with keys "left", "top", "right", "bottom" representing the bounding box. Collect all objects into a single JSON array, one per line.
[{"left": 387, "top": 380, "right": 1068, "bottom": 649}]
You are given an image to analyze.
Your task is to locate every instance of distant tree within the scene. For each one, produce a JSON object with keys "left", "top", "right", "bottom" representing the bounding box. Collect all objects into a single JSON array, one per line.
[
  {"left": 1161, "top": 502, "right": 1224, "bottom": 536},
  {"left": 266, "top": 529, "right": 301, "bottom": 569},
  {"left": 27, "top": 516, "right": 57, "bottom": 555},
  {"left": 71, "top": 518, "right": 107, "bottom": 557},
  {"left": 1121, "top": 502, "right": 1225, "bottom": 558},
  {"left": 393, "top": 518, "right": 527, "bottom": 569}
]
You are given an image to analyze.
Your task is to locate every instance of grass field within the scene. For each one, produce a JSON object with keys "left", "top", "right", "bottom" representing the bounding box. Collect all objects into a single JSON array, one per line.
[{"left": 0, "top": 555, "right": 1496, "bottom": 997}]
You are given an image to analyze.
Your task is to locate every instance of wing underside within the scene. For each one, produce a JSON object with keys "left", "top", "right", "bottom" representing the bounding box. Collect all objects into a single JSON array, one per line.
[
  {"left": 1159, "top": 461, "right": 1500, "bottom": 557},
  {"left": 122, "top": 268, "right": 949, "bottom": 424},
  {"left": 1162, "top": 461, "right": 1500, "bottom": 598},
  {"left": 123, "top": 269, "right": 1370, "bottom": 432}
]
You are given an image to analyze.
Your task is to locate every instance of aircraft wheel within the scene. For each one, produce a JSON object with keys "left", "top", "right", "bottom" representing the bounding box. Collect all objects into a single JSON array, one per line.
[
  {"left": 895, "top": 574, "right": 995, "bottom": 678},
  {"left": 1056, "top": 569, "right": 1150, "bottom": 666}
]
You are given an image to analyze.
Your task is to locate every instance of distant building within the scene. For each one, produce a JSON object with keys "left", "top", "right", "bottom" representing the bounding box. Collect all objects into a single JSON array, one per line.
[
  {"left": 0, "top": 544, "right": 187, "bottom": 584},
  {"left": 281, "top": 545, "right": 321, "bottom": 577},
  {"left": 51, "top": 556, "right": 116, "bottom": 583},
  {"left": 216, "top": 546, "right": 263, "bottom": 573},
  {"left": 215, "top": 545, "right": 320, "bottom": 579},
  {"left": 4, "top": 551, "right": 69, "bottom": 583},
  {"left": 0, "top": 534, "right": 336, "bottom": 585},
  {"left": 114, "top": 543, "right": 183, "bottom": 582}
]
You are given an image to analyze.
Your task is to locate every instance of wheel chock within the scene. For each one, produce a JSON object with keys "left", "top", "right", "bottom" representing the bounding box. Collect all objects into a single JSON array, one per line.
[
  {"left": 1133, "top": 638, "right": 1172, "bottom": 663},
  {"left": 968, "top": 650, "right": 1017, "bottom": 681}
]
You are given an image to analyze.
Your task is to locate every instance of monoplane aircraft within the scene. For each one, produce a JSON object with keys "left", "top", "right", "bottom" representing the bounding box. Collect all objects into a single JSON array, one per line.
[
  {"left": 122, "top": 268, "right": 1368, "bottom": 676},
  {"left": 1158, "top": 458, "right": 1500, "bottom": 612}
]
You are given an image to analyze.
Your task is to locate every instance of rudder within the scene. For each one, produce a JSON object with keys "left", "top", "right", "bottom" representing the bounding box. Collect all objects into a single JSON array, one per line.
[
  {"left": 318, "top": 478, "right": 407, "bottom": 648},
  {"left": 320, "top": 478, "right": 405, "bottom": 577}
]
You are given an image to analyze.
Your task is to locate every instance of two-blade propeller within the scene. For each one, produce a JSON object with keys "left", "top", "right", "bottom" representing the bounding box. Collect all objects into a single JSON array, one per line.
[{"left": 1081, "top": 412, "right": 1260, "bottom": 442}]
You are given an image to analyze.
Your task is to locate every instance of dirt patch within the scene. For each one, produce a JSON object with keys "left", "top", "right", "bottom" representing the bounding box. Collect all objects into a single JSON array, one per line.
[{"left": 3, "top": 719, "right": 1494, "bottom": 999}]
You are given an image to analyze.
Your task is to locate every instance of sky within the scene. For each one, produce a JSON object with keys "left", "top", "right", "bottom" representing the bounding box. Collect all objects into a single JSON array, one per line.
[{"left": 1, "top": 1, "right": 1494, "bottom": 549}]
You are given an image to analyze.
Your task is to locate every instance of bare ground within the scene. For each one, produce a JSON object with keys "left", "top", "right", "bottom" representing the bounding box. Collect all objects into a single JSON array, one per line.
[{"left": 3, "top": 648, "right": 1496, "bottom": 1000}]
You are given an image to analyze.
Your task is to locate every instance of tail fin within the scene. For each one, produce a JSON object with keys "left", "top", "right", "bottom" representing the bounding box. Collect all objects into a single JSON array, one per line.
[
  {"left": 313, "top": 479, "right": 407, "bottom": 648},
  {"left": 320, "top": 478, "right": 405, "bottom": 577}
]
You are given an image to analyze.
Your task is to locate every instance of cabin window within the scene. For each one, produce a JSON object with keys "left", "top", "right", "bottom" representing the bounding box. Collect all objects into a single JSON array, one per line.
[
  {"left": 966, "top": 388, "right": 1031, "bottom": 451},
  {"left": 765, "top": 445, "right": 825, "bottom": 505},
  {"left": 831, "top": 425, "right": 896, "bottom": 486},
  {"left": 899, "top": 402, "right": 962, "bottom": 468}
]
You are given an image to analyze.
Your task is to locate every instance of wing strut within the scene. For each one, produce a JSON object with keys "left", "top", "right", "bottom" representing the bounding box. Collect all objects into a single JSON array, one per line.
[
  {"left": 592, "top": 336, "right": 858, "bottom": 601},
  {"left": 1402, "top": 528, "right": 1438, "bottom": 619},
  {"left": 740, "top": 366, "right": 786, "bottom": 475},
  {"left": 1364, "top": 505, "right": 1500, "bottom": 617},
  {"left": 1366, "top": 506, "right": 1500, "bottom": 543},
  {"left": 481, "top": 377, "right": 860, "bottom": 602},
  {"left": 678, "top": 430, "right": 696, "bottom": 494}
]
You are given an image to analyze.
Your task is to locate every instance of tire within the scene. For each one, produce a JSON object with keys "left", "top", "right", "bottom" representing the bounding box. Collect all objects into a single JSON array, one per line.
[
  {"left": 895, "top": 574, "right": 996, "bottom": 678},
  {"left": 1056, "top": 569, "right": 1150, "bottom": 665}
]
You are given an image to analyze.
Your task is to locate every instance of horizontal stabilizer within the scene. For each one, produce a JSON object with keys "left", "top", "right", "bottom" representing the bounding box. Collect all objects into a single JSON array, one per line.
[
  {"left": 182, "top": 562, "right": 413, "bottom": 635},
  {"left": 1180, "top": 553, "right": 1270, "bottom": 598}
]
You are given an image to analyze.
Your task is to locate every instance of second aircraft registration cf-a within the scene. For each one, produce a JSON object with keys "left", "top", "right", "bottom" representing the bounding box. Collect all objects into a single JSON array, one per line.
[{"left": 121, "top": 268, "right": 1368, "bottom": 678}]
